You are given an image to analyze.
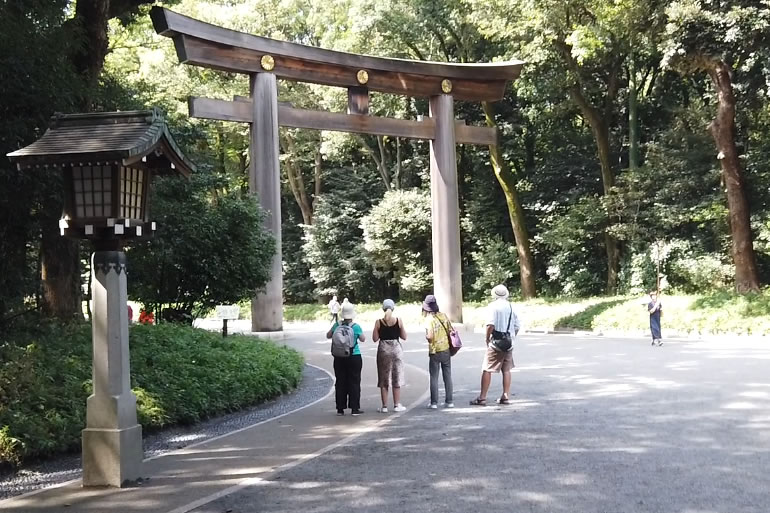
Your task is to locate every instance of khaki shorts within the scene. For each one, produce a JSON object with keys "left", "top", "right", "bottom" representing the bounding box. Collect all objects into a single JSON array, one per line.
[{"left": 482, "top": 345, "right": 514, "bottom": 373}]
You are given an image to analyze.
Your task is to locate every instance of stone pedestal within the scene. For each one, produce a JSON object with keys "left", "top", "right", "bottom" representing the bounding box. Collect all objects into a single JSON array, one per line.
[{"left": 82, "top": 251, "right": 143, "bottom": 487}]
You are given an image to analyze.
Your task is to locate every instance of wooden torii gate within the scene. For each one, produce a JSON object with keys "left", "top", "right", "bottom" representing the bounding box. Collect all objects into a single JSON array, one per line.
[{"left": 151, "top": 7, "right": 523, "bottom": 331}]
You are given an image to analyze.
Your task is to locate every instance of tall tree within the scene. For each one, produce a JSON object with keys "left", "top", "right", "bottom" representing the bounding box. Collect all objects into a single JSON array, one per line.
[
  {"left": 356, "top": 0, "right": 538, "bottom": 298},
  {"left": 472, "top": 0, "right": 629, "bottom": 293},
  {"left": 663, "top": 0, "right": 769, "bottom": 292},
  {"left": 544, "top": 2, "right": 632, "bottom": 294},
  {"left": 31, "top": 0, "right": 169, "bottom": 320},
  {"left": 0, "top": 0, "right": 78, "bottom": 321}
]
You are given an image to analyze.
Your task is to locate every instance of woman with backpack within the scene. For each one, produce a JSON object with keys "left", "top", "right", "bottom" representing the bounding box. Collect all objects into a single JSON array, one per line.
[
  {"left": 422, "top": 294, "right": 454, "bottom": 409},
  {"left": 326, "top": 302, "right": 366, "bottom": 416},
  {"left": 372, "top": 299, "right": 407, "bottom": 413}
]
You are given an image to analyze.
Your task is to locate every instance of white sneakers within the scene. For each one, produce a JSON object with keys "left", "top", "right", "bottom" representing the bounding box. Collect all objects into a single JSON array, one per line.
[
  {"left": 428, "top": 403, "right": 438, "bottom": 409},
  {"left": 379, "top": 404, "right": 406, "bottom": 413},
  {"left": 444, "top": 402, "right": 455, "bottom": 408}
]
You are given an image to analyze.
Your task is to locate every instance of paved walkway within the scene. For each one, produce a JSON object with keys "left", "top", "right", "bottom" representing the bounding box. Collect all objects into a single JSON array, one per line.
[{"left": 3, "top": 327, "right": 769, "bottom": 512}]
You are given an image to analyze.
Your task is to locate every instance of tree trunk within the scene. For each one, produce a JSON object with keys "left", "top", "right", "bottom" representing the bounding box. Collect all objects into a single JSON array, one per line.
[
  {"left": 628, "top": 57, "right": 640, "bottom": 170},
  {"left": 707, "top": 61, "right": 760, "bottom": 293},
  {"left": 482, "top": 102, "right": 536, "bottom": 299},
  {"left": 555, "top": 38, "right": 622, "bottom": 294},
  {"left": 280, "top": 134, "right": 314, "bottom": 225},
  {"left": 591, "top": 118, "right": 621, "bottom": 294},
  {"left": 314, "top": 141, "right": 322, "bottom": 201},
  {"left": 375, "top": 136, "right": 392, "bottom": 191},
  {"left": 360, "top": 135, "right": 392, "bottom": 191},
  {"left": 72, "top": 0, "right": 111, "bottom": 98},
  {"left": 566, "top": 87, "right": 620, "bottom": 294},
  {"left": 40, "top": 221, "right": 82, "bottom": 320},
  {"left": 36, "top": 0, "right": 114, "bottom": 320},
  {"left": 394, "top": 137, "right": 402, "bottom": 189}
]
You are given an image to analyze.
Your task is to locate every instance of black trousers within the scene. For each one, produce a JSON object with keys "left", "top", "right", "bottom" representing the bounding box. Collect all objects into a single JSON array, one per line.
[{"left": 333, "top": 354, "right": 362, "bottom": 411}]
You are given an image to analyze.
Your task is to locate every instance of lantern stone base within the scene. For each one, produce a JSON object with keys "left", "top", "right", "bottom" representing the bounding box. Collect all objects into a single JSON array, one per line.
[{"left": 82, "top": 424, "right": 143, "bottom": 487}]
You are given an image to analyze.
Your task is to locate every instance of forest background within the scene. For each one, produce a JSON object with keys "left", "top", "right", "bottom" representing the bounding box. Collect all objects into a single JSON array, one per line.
[{"left": 2, "top": 0, "right": 770, "bottom": 331}]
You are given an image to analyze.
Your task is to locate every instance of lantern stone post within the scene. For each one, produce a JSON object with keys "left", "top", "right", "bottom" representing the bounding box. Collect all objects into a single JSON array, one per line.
[
  {"left": 7, "top": 109, "right": 194, "bottom": 488},
  {"left": 82, "top": 245, "right": 143, "bottom": 486}
]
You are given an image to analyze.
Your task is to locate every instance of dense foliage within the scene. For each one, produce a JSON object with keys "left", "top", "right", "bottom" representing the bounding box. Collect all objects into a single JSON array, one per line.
[
  {"left": 0, "top": 320, "right": 303, "bottom": 466},
  {"left": 126, "top": 173, "right": 275, "bottom": 321},
  {"left": 361, "top": 189, "right": 433, "bottom": 299}
]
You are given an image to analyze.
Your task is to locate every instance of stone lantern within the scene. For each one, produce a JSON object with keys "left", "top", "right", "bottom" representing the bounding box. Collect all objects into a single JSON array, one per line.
[{"left": 7, "top": 109, "right": 194, "bottom": 487}]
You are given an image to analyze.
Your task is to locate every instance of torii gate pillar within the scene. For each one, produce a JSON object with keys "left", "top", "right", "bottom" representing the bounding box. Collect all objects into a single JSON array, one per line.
[
  {"left": 430, "top": 95, "right": 463, "bottom": 322},
  {"left": 250, "top": 73, "right": 283, "bottom": 331}
]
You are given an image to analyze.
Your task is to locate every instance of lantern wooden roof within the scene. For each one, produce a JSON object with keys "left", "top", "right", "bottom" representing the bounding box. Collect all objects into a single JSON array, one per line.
[{"left": 7, "top": 109, "right": 194, "bottom": 176}]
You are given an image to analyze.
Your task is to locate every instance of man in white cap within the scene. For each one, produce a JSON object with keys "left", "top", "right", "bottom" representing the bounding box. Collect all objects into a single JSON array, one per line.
[{"left": 470, "top": 284, "right": 520, "bottom": 406}]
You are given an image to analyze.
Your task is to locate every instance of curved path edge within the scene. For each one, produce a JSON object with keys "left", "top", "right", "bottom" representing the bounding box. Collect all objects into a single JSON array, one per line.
[
  {"left": 0, "top": 363, "right": 333, "bottom": 503},
  {"left": 0, "top": 333, "right": 430, "bottom": 513}
]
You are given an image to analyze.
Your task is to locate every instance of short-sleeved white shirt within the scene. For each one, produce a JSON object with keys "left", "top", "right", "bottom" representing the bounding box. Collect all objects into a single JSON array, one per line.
[{"left": 487, "top": 298, "right": 520, "bottom": 336}]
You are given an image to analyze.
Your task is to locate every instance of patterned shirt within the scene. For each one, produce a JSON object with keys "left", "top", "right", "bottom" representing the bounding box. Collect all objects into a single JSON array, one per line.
[{"left": 424, "top": 312, "right": 451, "bottom": 354}]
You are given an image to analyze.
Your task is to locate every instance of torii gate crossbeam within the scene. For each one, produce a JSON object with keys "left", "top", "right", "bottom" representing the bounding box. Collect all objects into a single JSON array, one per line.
[{"left": 151, "top": 7, "right": 524, "bottom": 330}]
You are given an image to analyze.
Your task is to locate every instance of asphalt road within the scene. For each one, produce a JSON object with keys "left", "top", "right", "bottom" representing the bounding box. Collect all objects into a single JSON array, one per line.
[{"left": 191, "top": 330, "right": 770, "bottom": 513}]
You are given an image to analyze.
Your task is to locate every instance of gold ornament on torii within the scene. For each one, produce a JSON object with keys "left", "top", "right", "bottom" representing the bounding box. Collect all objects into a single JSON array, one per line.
[{"left": 260, "top": 54, "right": 275, "bottom": 71}]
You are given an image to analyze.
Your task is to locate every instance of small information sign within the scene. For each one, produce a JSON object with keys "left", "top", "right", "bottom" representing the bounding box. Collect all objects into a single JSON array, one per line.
[
  {"left": 215, "top": 305, "right": 240, "bottom": 320},
  {"left": 215, "top": 305, "right": 239, "bottom": 337}
]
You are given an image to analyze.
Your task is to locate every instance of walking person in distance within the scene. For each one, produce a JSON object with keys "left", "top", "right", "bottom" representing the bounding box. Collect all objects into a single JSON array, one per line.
[
  {"left": 328, "top": 295, "right": 340, "bottom": 323},
  {"left": 648, "top": 289, "right": 663, "bottom": 346}
]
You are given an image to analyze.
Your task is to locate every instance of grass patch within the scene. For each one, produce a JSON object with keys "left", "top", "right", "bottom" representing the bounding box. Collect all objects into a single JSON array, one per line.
[
  {"left": 0, "top": 320, "right": 303, "bottom": 467},
  {"left": 283, "top": 289, "right": 770, "bottom": 336},
  {"left": 283, "top": 303, "right": 330, "bottom": 322}
]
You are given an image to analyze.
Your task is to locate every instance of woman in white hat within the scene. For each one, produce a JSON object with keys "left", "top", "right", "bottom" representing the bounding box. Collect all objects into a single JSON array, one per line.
[
  {"left": 326, "top": 302, "right": 366, "bottom": 416},
  {"left": 372, "top": 299, "right": 407, "bottom": 413}
]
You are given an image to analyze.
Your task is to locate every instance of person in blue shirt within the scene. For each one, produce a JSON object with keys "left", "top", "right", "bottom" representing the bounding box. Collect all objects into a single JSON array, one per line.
[{"left": 326, "top": 302, "right": 366, "bottom": 415}]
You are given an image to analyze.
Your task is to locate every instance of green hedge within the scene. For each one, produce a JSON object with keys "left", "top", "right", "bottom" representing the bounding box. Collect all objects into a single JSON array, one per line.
[{"left": 0, "top": 322, "right": 303, "bottom": 466}]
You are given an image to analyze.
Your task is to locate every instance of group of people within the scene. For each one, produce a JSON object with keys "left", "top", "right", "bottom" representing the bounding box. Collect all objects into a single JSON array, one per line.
[
  {"left": 324, "top": 283, "right": 665, "bottom": 416},
  {"left": 325, "top": 284, "right": 520, "bottom": 416}
]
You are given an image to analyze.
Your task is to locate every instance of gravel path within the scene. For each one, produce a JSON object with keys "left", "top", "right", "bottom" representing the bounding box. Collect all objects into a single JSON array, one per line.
[{"left": 0, "top": 364, "right": 332, "bottom": 501}]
